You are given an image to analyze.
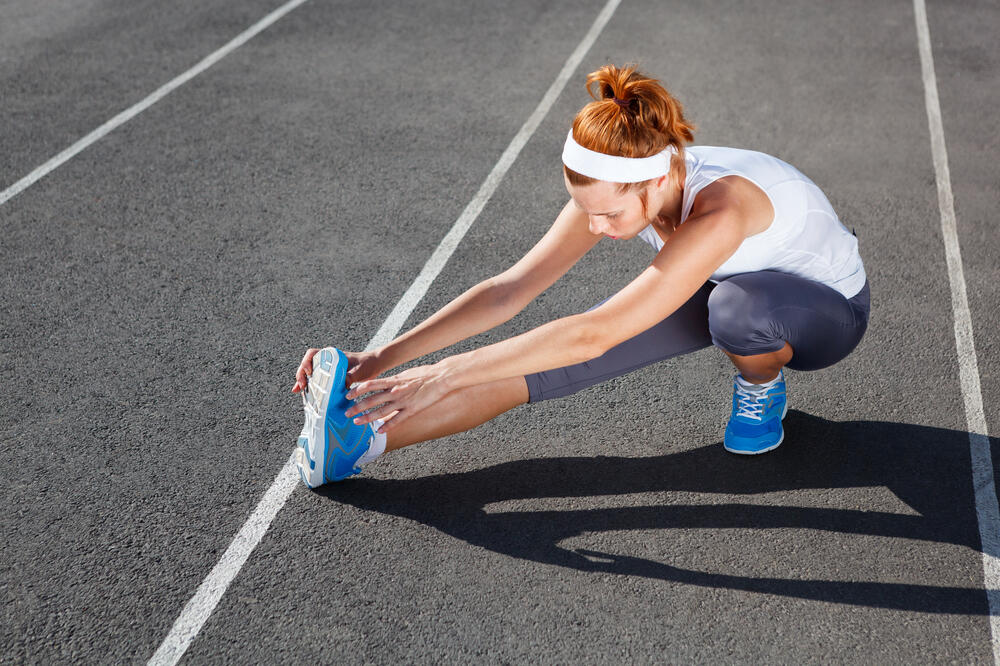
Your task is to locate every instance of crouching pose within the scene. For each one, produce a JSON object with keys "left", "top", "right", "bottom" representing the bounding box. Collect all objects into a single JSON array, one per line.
[{"left": 292, "top": 64, "right": 869, "bottom": 488}]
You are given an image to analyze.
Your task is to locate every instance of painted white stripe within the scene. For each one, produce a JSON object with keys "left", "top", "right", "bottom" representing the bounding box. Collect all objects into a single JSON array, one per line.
[
  {"left": 0, "top": 0, "right": 312, "bottom": 207},
  {"left": 913, "top": 0, "right": 1000, "bottom": 661},
  {"left": 147, "top": 455, "right": 300, "bottom": 665},
  {"left": 147, "top": 2, "right": 622, "bottom": 664}
]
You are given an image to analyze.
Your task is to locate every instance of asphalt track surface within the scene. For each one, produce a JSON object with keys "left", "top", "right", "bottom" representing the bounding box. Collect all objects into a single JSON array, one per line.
[{"left": 2, "top": 0, "right": 999, "bottom": 662}]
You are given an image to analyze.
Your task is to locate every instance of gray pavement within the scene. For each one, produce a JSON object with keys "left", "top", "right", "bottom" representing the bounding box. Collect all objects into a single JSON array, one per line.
[{"left": 2, "top": 0, "right": 998, "bottom": 663}]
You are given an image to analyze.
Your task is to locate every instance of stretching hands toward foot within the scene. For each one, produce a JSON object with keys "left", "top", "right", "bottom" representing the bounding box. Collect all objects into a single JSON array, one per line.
[
  {"left": 291, "top": 347, "right": 385, "bottom": 394},
  {"left": 291, "top": 345, "right": 444, "bottom": 434},
  {"left": 345, "top": 363, "right": 453, "bottom": 434}
]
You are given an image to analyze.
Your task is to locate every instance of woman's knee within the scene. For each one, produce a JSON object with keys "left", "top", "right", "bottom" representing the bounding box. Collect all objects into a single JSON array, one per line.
[
  {"left": 707, "top": 281, "right": 740, "bottom": 328},
  {"left": 707, "top": 279, "right": 782, "bottom": 356},
  {"left": 708, "top": 281, "right": 753, "bottom": 338}
]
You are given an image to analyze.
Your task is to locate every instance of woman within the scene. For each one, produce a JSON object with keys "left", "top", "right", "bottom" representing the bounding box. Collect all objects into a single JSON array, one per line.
[{"left": 291, "top": 64, "right": 869, "bottom": 488}]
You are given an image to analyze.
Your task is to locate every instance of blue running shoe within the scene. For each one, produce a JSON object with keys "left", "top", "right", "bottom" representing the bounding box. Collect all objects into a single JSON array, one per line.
[
  {"left": 295, "top": 347, "right": 374, "bottom": 487},
  {"left": 723, "top": 371, "right": 788, "bottom": 455}
]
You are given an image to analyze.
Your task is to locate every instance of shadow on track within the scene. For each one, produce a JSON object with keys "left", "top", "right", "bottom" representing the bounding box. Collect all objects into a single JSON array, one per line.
[{"left": 319, "top": 411, "right": 994, "bottom": 614}]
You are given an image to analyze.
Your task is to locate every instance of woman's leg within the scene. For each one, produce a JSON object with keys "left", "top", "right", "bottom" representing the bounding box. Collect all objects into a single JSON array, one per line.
[
  {"left": 382, "top": 274, "right": 869, "bottom": 454},
  {"left": 706, "top": 271, "right": 870, "bottom": 454},
  {"left": 385, "top": 376, "right": 529, "bottom": 450},
  {"left": 707, "top": 272, "right": 870, "bottom": 372},
  {"left": 722, "top": 342, "right": 793, "bottom": 384}
]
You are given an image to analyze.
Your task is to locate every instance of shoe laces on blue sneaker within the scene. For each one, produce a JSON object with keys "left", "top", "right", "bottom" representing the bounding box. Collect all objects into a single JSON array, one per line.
[
  {"left": 724, "top": 371, "right": 787, "bottom": 455},
  {"left": 733, "top": 373, "right": 783, "bottom": 422},
  {"left": 733, "top": 383, "right": 767, "bottom": 421}
]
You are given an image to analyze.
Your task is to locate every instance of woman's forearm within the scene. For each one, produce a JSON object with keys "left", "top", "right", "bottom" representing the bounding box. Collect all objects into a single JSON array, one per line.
[
  {"left": 434, "top": 312, "right": 603, "bottom": 393},
  {"left": 344, "top": 312, "right": 604, "bottom": 428},
  {"left": 375, "top": 277, "right": 527, "bottom": 374}
]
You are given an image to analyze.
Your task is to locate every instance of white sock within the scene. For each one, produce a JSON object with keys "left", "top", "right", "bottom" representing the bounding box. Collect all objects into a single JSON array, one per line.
[
  {"left": 736, "top": 370, "right": 782, "bottom": 390},
  {"left": 356, "top": 419, "right": 387, "bottom": 466}
]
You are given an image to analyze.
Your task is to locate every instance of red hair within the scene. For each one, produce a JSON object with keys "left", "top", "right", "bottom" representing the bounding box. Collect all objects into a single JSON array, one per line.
[{"left": 565, "top": 64, "right": 695, "bottom": 210}]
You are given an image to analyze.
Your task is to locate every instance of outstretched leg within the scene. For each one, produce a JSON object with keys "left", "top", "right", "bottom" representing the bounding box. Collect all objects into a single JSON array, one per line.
[{"left": 386, "top": 376, "right": 529, "bottom": 450}]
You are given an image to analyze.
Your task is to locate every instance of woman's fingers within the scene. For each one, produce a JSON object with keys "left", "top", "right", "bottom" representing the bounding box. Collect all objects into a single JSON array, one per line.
[
  {"left": 342, "top": 365, "right": 438, "bottom": 428},
  {"left": 292, "top": 348, "right": 318, "bottom": 393},
  {"left": 346, "top": 400, "right": 393, "bottom": 428},
  {"left": 352, "top": 406, "right": 404, "bottom": 433},
  {"left": 345, "top": 388, "right": 396, "bottom": 419},
  {"left": 372, "top": 410, "right": 405, "bottom": 434},
  {"left": 357, "top": 402, "right": 398, "bottom": 426},
  {"left": 344, "top": 393, "right": 379, "bottom": 418},
  {"left": 345, "top": 378, "right": 393, "bottom": 400}
]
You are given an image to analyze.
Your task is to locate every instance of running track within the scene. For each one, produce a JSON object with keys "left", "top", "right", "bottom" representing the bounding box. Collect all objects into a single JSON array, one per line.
[{"left": 2, "top": 0, "right": 999, "bottom": 662}]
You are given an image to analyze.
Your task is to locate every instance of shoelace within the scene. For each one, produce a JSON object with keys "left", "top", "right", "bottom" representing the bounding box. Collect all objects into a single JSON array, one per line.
[
  {"left": 300, "top": 368, "right": 325, "bottom": 419},
  {"left": 734, "top": 382, "right": 770, "bottom": 421},
  {"left": 300, "top": 390, "right": 318, "bottom": 438}
]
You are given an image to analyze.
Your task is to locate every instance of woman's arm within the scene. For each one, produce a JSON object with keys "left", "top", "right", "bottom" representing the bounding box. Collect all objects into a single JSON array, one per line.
[
  {"left": 357, "top": 199, "right": 602, "bottom": 377},
  {"left": 347, "top": 180, "right": 766, "bottom": 431},
  {"left": 438, "top": 211, "right": 743, "bottom": 380}
]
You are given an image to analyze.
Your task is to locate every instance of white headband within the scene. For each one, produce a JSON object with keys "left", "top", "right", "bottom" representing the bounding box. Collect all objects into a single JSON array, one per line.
[{"left": 561, "top": 129, "right": 675, "bottom": 183}]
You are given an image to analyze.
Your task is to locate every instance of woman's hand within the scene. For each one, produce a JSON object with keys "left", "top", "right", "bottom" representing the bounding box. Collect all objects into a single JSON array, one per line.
[
  {"left": 343, "top": 350, "right": 384, "bottom": 386},
  {"left": 291, "top": 348, "right": 320, "bottom": 393},
  {"left": 344, "top": 363, "right": 451, "bottom": 433},
  {"left": 292, "top": 348, "right": 386, "bottom": 393}
]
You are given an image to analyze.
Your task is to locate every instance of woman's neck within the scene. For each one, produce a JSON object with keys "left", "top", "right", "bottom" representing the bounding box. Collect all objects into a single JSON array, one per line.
[{"left": 655, "top": 172, "right": 685, "bottom": 230}]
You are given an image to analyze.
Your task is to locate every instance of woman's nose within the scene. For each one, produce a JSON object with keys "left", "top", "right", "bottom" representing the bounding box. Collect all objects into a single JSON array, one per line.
[{"left": 588, "top": 216, "right": 607, "bottom": 235}]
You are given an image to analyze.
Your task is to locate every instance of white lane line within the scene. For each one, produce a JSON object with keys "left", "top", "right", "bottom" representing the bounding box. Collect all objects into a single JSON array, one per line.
[
  {"left": 146, "top": 1, "right": 622, "bottom": 664},
  {"left": 0, "top": 0, "right": 312, "bottom": 208},
  {"left": 147, "top": 455, "right": 300, "bottom": 666},
  {"left": 913, "top": 0, "right": 1000, "bottom": 660}
]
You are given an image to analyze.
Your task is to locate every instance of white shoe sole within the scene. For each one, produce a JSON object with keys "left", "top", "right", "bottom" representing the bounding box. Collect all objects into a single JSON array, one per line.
[{"left": 295, "top": 348, "right": 341, "bottom": 488}]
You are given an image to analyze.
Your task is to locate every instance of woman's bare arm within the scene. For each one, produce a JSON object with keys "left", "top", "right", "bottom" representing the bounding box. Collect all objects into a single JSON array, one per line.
[
  {"left": 361, "top": 199, "right": 601, "bottom": 373},
  {"left": 293, "top": 199, "right": 602, "bottom": 392}
]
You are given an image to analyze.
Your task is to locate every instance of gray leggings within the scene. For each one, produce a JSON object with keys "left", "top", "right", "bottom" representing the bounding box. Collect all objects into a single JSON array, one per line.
[{"left": 525, "top": 271, "right": 870, "bottom": 403}]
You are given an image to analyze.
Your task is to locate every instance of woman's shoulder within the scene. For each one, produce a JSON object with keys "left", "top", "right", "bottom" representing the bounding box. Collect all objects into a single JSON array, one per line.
[
  {"left": 686, "top": 145, "right": 810, "bottom": 193},
  {"left": 686, "top": 145, "right": 788, "bottom": 169},
  {"left": 682, "top": 147, "right": 787, "bottom": 235}
]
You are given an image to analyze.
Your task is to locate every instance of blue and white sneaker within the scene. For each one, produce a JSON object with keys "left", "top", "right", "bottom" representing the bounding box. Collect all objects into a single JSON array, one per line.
[
  {"left": 723, "top": 371, "right": 788, "bottom": 455},
  {"left": 295, "top": 347, "right": 375, "bottom": 488}
]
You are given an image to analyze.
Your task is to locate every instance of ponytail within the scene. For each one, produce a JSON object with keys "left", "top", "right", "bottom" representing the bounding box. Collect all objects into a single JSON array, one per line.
[{"left": 566, "top": 64, "right": 695, "bottom": 192}]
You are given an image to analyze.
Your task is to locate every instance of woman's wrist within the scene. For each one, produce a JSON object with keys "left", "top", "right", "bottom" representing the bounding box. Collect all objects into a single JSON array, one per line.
[
  {"left": 370, "top": 343, "right": 402, "bottom": 375},
  {"left": 432, "top": 356, "right": 464, "bottom": 394}
]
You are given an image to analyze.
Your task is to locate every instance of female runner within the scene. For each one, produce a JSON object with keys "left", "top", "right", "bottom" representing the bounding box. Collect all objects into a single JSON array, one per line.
[{"left": 291, "top": 64, "right": 869, "bottom": 488}]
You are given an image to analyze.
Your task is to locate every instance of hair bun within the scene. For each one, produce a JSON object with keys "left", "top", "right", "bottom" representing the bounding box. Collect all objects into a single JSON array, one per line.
[
  {"left": 593, "top": 71, "right": 636, "bottom": 113},
  {"left": 574, "top": 63, "right": 695, "bottom": 159}
]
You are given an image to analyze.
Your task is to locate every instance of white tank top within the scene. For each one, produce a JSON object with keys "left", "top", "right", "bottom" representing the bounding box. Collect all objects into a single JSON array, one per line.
[{"left": 636, "top": 146, "right": 867, "bottom": 298}]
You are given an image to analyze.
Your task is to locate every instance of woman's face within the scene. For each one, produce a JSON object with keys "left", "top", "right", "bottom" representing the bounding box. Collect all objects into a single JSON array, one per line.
[{"left": 564, "top": 176, "right": 663, "bottom": 240}]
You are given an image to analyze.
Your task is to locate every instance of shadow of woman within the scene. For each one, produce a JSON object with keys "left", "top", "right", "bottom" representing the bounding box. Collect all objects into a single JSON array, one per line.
[{"left": 318, "top": 410, "right": 995, "bottom": 615}]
